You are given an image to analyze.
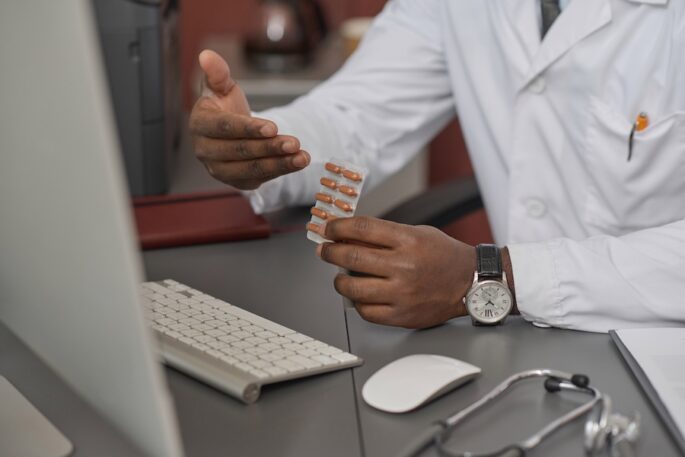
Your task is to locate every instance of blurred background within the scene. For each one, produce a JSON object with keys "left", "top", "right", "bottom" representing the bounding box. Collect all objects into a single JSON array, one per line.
[{"left": 93, "top": 0, "right": 492, "bottom": 245}]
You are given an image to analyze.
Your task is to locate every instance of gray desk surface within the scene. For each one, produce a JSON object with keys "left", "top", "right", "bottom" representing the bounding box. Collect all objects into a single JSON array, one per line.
[{"left": 1, "top": 229, "right": 681, "bottom": 457}]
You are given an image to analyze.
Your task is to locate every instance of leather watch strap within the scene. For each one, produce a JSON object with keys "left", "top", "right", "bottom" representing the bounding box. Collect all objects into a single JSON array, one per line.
[{"left": 476, "top": 244, "right": 502, "bottom": 279}]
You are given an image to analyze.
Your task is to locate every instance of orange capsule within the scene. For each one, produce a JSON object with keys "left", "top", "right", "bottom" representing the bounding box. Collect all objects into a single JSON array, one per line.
[
  {"left": 342, "top": 169, "right": 362, "bottom": 182},
  {"left": 320, "top": 177, "right": 337, "bottom": 189},
  {"left": 338, "top": 185, "right": 358, "bottom": 197},
  {"left": 306, "top": 222, "right": 321, "bottom": 233},
  {"left": 635, "top": 112, "right": 649, "bottom": 132},
  {"left": 315, "top": 192, "right": 334, "bottom": 204},
  {"left": 325, "top": 162, "right": 342, "bottom": 174},
  {"left": 310, "top": 207, "right": 328, "bottom": 220},
  {"left": 334, "top": 199, "right": 354, "bottom": 212}
]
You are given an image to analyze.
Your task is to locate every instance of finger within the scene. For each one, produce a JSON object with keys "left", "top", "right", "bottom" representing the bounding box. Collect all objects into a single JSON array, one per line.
[
  {"left": 205, "top": 151, "right": 311, "bottom": 183},
  {"left": 334, "top": 273, "right": 391, "bottom": 303},
  {"left": 190, "top": 109, "right": 277, "bottom": 139},
  {"left": 317, "top": 242, "right": 392, "bottom": 277},
  {"left": 323, "top": 216, "right": 408, "bottom": 248},
  {"left": 195, "top": 135, "right": 300, "bottom": 161},
  {"left": 353, "top": 303, "right": 397, "bottom": 326},
  {"left": 199, "top": 49, "right": 235, "bottom": 97}
]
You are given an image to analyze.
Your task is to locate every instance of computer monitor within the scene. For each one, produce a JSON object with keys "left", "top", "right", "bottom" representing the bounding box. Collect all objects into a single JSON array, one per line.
[{"left": 0, "top": 1, "right": 183, "bottom": 456}]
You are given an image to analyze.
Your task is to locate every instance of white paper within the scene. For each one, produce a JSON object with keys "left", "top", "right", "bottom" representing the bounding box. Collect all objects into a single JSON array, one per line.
[{"left": 615, "top": 328, "right": 685, "bottom": 438}]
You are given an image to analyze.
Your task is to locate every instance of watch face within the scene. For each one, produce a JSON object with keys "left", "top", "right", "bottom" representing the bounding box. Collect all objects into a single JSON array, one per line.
[{"left": 466, "top": 281, "right": 513, "bottom": 324}]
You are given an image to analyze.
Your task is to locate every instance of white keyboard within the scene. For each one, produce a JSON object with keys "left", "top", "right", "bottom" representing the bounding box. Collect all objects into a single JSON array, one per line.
[{"left": 140, "top": 279, "right": 362, "bottom": 403}]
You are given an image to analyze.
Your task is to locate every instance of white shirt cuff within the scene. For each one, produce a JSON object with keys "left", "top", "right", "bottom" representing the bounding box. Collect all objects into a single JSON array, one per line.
[{"left": 507, "top": 241, "right": 564, "bottom": 327}]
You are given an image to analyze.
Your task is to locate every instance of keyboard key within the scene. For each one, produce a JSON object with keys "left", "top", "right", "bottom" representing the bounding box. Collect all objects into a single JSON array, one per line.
[
  {"left": 207, "top": 341, "right": 228, "bottom": 350},
  {"left": 206, "top": 329, "right": 226, "bottom": 338},
  {"left": 268, "top": 337, "right": 292, "bottom": 345},
  {"left": 227, "top": 307, "right": 295, "bottom": 336},
  {"left": 297, "top": 349, "right": 319, "bottom": 358},
  {"left": 220, "top": 347, "right": 241, "bottom": 356},
  {"left": 180, "top": 318, "right": 200, "bottom": 326},
  {"left": 283, "top": 343, "right": 304, "bottom": 351},
  {"left": 249, "top": 369, "right": 269, "bottom": 379},
  {"left": 205, "top": 320, "right": 224, "bottom": 328},
  {"left": 232, "top": 331, "right": 252, "bottom": 339},
  {"left": 258, "top": 343, "right": 280, "bottom": 351},
  {"left": 235, "top": 353, "right": 257, "bottom": 362},
  {"left": 317, "top": 346, "right": 343, "bottom": 356},
  {"left": 181, "top": 329, "right": 202, "bottom": 337},
  {"left": 219, "top": 355, "right": 238, "bottom": 365},
  {"left": 218, "top": 335, "right": 239, "bottom": 344},
  {"left": 231, "top": 341, "right": 252, "bottom": 349},
  {"left": 311, "top": 355, "right": 338, "bottom": 365},
  {"left": 287, "top": 333, "right": 313, "bottom": 343},
  {"left": 303, "top": 340, "right": 328, "bottom": 349},
  {"left": 235, "top": 362, "right": 253, "bottom": 372},
  {"left": 248, "top": 360, "right": 272, "bottom": 369},
  {"left": 272, "top": 349, "right": 295, "bottom": 358},
  {"left": 255, "top": 331, "right": 277, "bottom": 339},
  {"left": 242, "top": 325, "right": 263, "bottom": 333},
  {"left": 194, "top": 335, "right": 213, "bottom": 344},
  {"left": 287, "top": 355, "right": 321, "bottom": 369},
  {"left": 259, "top": 353, "right": 282, "bottom": 362},
  {"left": 332, "top": 353, "right": 359, "bottom": 363},
  {"left": 245, "top": 337, "right": 267, "bottom": 345},
  {"left": 274, "top": 359, "right": 305, "bottom": 373},
  {"left": 245, "top": 347, "right": 267, "bottom": 356},
  {"left": 264, "top": 366, "right": 288, "bottom": 377},
  {"left": 191, "top": 342, "right": 210, "bottom": 352},
  {"left": 169, "top": 323, "right": 189, "bottom": 331},
  {"left": 155, "top": 317, "right": 176, "bottom": 326}
]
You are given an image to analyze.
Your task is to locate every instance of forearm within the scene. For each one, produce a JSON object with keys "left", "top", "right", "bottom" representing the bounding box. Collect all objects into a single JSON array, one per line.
[
  {"left": 507, "top": 218, "right": 685, "bottom": 332},
  {"left": 501, "top": 247, "right": 519, "bottom": 315}
]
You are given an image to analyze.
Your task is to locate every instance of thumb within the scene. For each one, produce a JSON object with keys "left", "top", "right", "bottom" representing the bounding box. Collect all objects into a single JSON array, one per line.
[{"left": 199, "top": 49, "right": 235, "bottom": 97}]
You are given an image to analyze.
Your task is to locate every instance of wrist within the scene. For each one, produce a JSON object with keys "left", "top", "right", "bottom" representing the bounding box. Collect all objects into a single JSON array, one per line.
[{"left": 501, "top": 246, "right": 519, "bottom": 314}]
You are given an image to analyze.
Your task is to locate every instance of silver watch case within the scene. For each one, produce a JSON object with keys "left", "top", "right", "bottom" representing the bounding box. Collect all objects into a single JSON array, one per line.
[{"left": 464, "top": 272, "right": 513, "bottom": 325}]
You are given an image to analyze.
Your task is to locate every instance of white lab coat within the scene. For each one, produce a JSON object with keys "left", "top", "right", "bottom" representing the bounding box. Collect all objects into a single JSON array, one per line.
[{"left": 247, "top": 0, "right": 685, "bottom": 332}]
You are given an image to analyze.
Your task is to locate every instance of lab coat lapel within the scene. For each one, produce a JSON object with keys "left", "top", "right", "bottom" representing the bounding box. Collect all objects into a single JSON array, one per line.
[
  {"left": 492, "top": 0, "right": 542, "bottom": 83},
  {"left": 520, "top": 0, "right": 612, "bottom": 89}
]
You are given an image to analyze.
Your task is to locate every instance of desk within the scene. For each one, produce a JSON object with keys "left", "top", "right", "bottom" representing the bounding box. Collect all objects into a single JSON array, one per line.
[{"left": 1, "top": 229, "right": 681, "bottom": 456}]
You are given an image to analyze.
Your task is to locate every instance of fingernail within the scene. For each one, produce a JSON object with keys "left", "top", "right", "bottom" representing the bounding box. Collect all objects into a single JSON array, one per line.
[
  {"left": 292, "top": 152, "right": 308, "bottom": 168},
  {"left": 316, "top": 244, "right": 323, "bottom": 257},
  {"left": 260, "top": 123, "right": 276, "bottom": 137},
  {"left": 319, "top": 221, "right": 327, "bottom": 235},
  {"left": 282, "top": 140, "right": 298, "bottom": 153}
]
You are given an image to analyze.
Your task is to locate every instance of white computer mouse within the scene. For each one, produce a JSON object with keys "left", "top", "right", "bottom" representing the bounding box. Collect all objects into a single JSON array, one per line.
[{"left": 362, "top": 354, "right": 481, "bottom": 413}]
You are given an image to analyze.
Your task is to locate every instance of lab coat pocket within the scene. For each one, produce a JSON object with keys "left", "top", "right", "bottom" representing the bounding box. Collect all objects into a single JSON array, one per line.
[{"left": 584, "top": 97, "right": 685, "bottom": 234}]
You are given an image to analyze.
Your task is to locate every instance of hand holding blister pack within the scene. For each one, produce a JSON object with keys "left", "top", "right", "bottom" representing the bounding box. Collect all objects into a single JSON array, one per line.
[{"left": 307, "top": 158, "right": 368, "bottom": 243}]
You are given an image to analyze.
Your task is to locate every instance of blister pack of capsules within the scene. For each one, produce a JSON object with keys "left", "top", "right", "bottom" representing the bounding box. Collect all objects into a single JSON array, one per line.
[{"left": 306, "top": 158, "right": 368, "bottom": 244}]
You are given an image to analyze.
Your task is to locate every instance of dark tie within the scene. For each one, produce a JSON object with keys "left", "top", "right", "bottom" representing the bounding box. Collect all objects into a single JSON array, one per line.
[{"left": 541, "top": 0, "right": 562, "bottom": 38}]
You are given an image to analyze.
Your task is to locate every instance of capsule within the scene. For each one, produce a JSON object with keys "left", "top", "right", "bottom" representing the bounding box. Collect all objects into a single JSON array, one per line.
[
  {"left": 342, "top": 169, "right": 362, "bottom": 182},
  {"left": 320, "top": 177, "right": 337, "bottom": 189},
  {"left": 315, "top": 192, "right": 334, "bottom": 204},
  {"left": 338, "top": 185, "right": 358, "bottom": 197},
  {"left": 334, "top": 199, "right": 354, "bottom": 212},
  {"left": 325, "top": 162, "right": 342, "bottom": 174},
  {"left": 310, "top": 207, "right": 328, "bottom": 220},
  {"left": 306, "top": 222, "right": 321, "bottom": 233}
]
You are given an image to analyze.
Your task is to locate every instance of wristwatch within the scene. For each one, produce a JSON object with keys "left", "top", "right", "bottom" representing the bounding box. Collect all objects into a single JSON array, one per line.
[{"left": 464, "top": 244, "right": 513, "bottom": 325}]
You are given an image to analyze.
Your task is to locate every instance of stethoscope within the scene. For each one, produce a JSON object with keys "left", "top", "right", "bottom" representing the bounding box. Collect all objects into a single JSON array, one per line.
[{"left": 398, "top": 369, "right": 640, "bottom": 457}]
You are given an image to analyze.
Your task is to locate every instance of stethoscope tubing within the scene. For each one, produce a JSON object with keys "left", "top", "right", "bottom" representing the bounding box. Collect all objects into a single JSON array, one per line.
[{"left": 398, "top": 369, "right": 603, "bottom": 457}]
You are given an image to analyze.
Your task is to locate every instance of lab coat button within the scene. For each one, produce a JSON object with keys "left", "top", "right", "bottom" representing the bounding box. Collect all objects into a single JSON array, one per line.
[
  {"left": 529, "top": 77, "right": 546, "bottom": 94},
  {"left": 525, "top": 198, "right": 547, "bottom": 218}
]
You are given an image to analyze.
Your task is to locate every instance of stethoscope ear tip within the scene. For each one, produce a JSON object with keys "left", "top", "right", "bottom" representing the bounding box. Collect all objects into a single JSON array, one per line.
[{"left": 571, "top": 374, "right": 590, "bottom": 388}]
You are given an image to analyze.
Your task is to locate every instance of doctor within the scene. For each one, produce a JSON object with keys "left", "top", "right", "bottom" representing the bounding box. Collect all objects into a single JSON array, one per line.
[{"left": 190, "top": 0, "right": 685, "bottom": 332}]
